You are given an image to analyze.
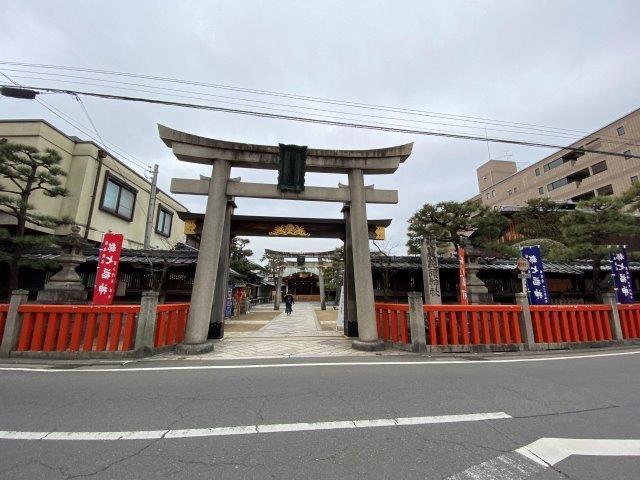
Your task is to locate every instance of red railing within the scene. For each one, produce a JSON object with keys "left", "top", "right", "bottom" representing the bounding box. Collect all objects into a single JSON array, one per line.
[
  {"left": 0, "top": 304, "right": 8, "bottom": 346},
  {"left": 617, "top": 304, "right": 640, "bottom": 340},
  {"left": 16, "top": 304, "right": 139, "bottom": 352},
  {"left": 529, "top": 305, "right": 613, "bottom": 343},
  {"left": 154, "top": 303, "right": 189, "bottom": 348},
  {"left": 375, "top": 303, "right": 410, "bottom": 344},
  {"left": 423, "top": 305, "right": 523, "bottom": 346}
]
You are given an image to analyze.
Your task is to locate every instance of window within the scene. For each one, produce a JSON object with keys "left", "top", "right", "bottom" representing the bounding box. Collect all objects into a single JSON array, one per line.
[
  {"left": 535, "top": 168, "right": 540, "bottom": 176},
  {"left": 591, "top": 160, "right": 608, "bottom": 175},
  {"left": 617, "top": 125, "right": 625, "bottom": 136},
  {"left": 491, "top": 190, "right": 496, "bottom": 197},
  {"left": 513, "top": 186, "right": 518, "bottom": 193},
  {"left": 543, "top": 157, "right": 566, "bottom": 172},
  {"left": 100, "top": 172, "right": 137, "bottom": 221},
  {"left": 624, "top": 150, "right": 632, "bottom": 159},
  {"left": 155, "top": 206, "right": 173, "bottom": 237},
  {"left": 508, "top": 189, "right": 512, "bottom": 196},
  {"left": 572, "top": 191, "right": 595, "bottom": 202},
  {"left": 538, "top": 187, "right": 544, "bottom": 195},
  {"left": 631, "top": 176, "right": 638, "bottom": 185},
  {"left": 597, "top": 184, "right": 614, "bottom": 196},
  {"left": 548, "top": 178, "right": 569, "bottom": 191}
]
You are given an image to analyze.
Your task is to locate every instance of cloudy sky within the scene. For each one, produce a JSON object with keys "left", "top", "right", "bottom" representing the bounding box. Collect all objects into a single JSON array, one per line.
[{"left": 1, "top": 0, "right": 639, "bottom": 260}]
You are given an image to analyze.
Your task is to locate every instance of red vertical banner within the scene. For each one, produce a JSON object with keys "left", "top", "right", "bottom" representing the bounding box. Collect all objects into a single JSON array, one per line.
[
  {"left": 458, "top": 246, "right": 469, "bottom": 305},
  {"left": 92, "top": 232, "right": 124, "bottom": 305}
]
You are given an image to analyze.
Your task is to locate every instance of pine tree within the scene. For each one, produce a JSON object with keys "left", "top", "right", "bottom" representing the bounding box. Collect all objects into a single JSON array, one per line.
[
  {"left": 559, "top": 195, "right": 637, "bottom": 302},
  {"left": 406, "top": 200, "right": 508, "bottom": 254},
  {"left": 0, "top": 139, "right": 70, "bottom": 290}
]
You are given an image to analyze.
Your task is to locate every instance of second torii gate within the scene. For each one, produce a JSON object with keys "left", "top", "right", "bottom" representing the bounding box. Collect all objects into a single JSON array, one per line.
[
  {"left": 264, "top": 249, "right": 335, "bottom": 311},
  {"left": 160, "top": 124, "right": 412, "bottom": 352}
]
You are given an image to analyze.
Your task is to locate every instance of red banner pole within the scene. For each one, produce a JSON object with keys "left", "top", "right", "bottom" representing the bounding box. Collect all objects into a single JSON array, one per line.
[{"left": 458, "top": 246, "right": 469, "bottom": 305}]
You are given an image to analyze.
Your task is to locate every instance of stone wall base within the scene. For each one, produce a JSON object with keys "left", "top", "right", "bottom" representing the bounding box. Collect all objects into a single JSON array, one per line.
[{"left": 7, "top": 345, "right": 176, "bottom": 360}]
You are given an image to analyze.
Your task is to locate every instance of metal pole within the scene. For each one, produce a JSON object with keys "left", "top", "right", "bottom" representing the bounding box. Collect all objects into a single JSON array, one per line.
[{"left": 143, "top": 164, "right": 159, "bottom": 249}]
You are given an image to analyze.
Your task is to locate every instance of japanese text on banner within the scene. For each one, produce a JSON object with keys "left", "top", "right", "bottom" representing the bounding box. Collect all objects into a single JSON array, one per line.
[
  {"left": 92, "top": 232, "right": 124, "bottom": 305},
  {"left": 520, "top": 245, "right": 550, "bottom": 305}
]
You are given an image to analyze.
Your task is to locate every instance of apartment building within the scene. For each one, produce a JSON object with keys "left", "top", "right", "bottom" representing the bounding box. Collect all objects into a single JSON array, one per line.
[
  {"left": 472, "top": 107, "right": 640, "bottom": 206},
  {"left": 0, "top": 119, "right": 187, "bottom": 249}
]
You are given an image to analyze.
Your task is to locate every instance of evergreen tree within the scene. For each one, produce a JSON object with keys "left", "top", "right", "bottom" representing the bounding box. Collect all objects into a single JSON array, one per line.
[
  {"left": 406, "top": 200, "right": 508, "bottom": 255},
  {"left": 513, "top": 198, "right": 567, "bottom": 240},
  {"left": 0, "top": 139, "right": 70, "bottom": 290},
  {"left": 230, "top": 237, "right": 258, "bottom": 276},
  {"left": 559, "top": 195, "right": 637, "bottom": 302}
]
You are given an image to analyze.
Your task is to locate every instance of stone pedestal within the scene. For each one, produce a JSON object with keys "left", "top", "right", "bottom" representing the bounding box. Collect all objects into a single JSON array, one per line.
[
  {"left": 466, "top": 260, "right": 493, "bottom": 304},
  {"left": 37, "top": 226, "right": 88, "bottom": 304}
]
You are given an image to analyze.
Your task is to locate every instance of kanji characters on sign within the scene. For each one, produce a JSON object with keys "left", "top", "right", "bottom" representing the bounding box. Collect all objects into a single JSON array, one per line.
[
  {"left": 520, "top": 245, "right": 550, "bottom": 305},
  {"left": 610, "top": 246, "right": 634, "bottom": 304},
  {"left": 93, "top": 232, "right": 124, "bottom": 305}
]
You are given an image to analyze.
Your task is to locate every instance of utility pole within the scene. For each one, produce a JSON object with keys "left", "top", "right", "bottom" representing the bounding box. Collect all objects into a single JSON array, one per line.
[{"left": 143, "top": 164, "right": 159, "bottom": 249}]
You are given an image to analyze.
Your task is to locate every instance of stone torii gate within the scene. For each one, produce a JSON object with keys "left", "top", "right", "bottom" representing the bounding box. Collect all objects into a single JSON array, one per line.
[
  {"left": 160, "top": 124, "right": 412, "bottom": 352},
  {"left": 264, "top": 249, "right": 335, "bottom": 311}
]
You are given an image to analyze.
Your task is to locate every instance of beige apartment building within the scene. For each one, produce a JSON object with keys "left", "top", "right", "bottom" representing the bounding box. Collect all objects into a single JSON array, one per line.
[
  {"left": 0, "top": 119, "right": 187, "bottom": 249},
  {"left": 472, "top": 107, "right": 640, "bottom": 206}
]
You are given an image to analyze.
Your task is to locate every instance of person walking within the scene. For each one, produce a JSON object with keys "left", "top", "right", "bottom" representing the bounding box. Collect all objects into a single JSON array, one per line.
[{"left": 284, "top": 292, "right": 295, "bottom": 316}]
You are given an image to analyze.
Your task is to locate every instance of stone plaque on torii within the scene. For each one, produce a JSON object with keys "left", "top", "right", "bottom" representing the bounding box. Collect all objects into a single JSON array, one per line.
[{"left": 160, "top": 124, "right": 412, "bottom": 353}]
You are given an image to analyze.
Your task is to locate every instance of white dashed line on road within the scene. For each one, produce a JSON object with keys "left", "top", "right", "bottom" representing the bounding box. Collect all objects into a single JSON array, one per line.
[{"left": 0, "top": 411, "right": 511, "bottom": 441}]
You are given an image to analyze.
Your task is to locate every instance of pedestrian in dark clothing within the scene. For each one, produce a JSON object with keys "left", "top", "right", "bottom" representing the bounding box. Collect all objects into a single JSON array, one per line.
[{"left": 284, "top": 293, "right": 294, "bottom": 315}]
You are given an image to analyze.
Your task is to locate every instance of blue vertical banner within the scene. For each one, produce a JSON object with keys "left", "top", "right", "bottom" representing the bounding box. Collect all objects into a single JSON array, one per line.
[
  {"left": 520, "top": 245, "right": 550, "bottom": 305},
  {"left": 610, "top": 246, "right": 634, "bottom": 304}
]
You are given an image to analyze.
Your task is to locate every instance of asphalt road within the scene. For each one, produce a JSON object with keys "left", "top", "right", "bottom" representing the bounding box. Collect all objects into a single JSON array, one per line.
[{"left": 0, "top": 350, "right": 639, "bottom": 479}]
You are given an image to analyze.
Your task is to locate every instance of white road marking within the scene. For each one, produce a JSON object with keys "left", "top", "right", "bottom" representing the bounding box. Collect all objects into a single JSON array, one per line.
[
  {"left": 447, "top": 437, "right": 640, "bottom": 479},
  {"left": 0, "top": 349, "right": 637, "bottom": 373},
  {"left": 0, "top": 412, "right": 510, "bottom": 441},
  {"left": 517, "top": 437, "right": 640, "bottom": 466}
]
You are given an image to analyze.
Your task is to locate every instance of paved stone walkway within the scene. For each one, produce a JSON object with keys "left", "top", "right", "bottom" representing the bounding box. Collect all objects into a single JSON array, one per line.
[
  {"left": 166, "top": 302, "right": 404, "bottom": 360},
  {"left": 227, "top": 302, "right": 340, "bottom": 338}
]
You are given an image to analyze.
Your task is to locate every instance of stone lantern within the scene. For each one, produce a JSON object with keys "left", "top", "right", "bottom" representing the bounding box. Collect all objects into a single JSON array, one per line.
[
  {"left": 463, "top": 245, "right": 494, "bottom": 304},
  {"left": 37, "top": 225, "right": 88, "bottom": 304}
]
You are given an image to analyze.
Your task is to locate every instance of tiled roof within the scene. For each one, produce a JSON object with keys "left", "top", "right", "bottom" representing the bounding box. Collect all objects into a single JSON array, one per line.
[{"left": 370, "top": 256, "right": 640, "bottom": 274}]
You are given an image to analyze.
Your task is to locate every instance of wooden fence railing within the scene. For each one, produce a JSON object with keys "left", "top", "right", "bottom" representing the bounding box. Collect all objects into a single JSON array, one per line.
[
  {"left": 154, "top": 303, "right": 189, "bottom": 348},
  {"left": 423, "top": 305, "right": 523, "bottom": 346},
  {"left": 529, "top": 305, "right": 613, "bottom": 343},
  {"left": 375, "top": 303, "right": 410, "bottom": 344},
  {"left": 617, "top": 304, "right": 640, "bottom": 340},
  {"left": 0, "top": 304, "right": 8, "bottom": 347},
  {"left": 16, "top": 304, "right": 140, "bottom": 353}
]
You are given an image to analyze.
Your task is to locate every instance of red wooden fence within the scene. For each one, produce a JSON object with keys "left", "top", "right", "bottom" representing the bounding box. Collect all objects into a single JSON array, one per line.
[
  {"left": 16, "top": 304, "right": 139, "bottom": 353},
  {"left": 0, "top": 304, "right": 8, "bottom": 346},
  {"left": 375, "top": 303, "right": 410, "bottom": 344},
  {"left": 529, "top": 305, "right": 613, "bottom": 343},
  {"left": 154, "top": 303, "right": 189, "bottom": 348},
  {"left": 617, "top": 304, "right": 640, "bottom": 340},
  {"left": 423, "top": 305, "right": 523, "bottom": 346}
]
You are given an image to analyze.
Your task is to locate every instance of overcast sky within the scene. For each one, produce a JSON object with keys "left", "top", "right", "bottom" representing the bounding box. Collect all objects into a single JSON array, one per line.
[{"left": 1, "top": 0, "right": 639, "bottom": 261}]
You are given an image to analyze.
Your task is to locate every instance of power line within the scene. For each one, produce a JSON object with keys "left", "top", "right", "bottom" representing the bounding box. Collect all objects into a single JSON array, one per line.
[
  {"left": 4, "top": 82, "right": 639, "bottom": 161},
  {"left": 3, "top": 61, "right": 638, "bottom": 147},
  {"left": 0, "top": 72, "right": 150, "bottom": 172},
  {"left": 6, "top": 67, "right": 636, "bottom": 146}
]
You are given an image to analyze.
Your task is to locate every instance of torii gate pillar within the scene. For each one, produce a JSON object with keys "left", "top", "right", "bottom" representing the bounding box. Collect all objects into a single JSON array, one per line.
[{"left": 348, "top": 169, "right": 384, "bottom": 351}]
